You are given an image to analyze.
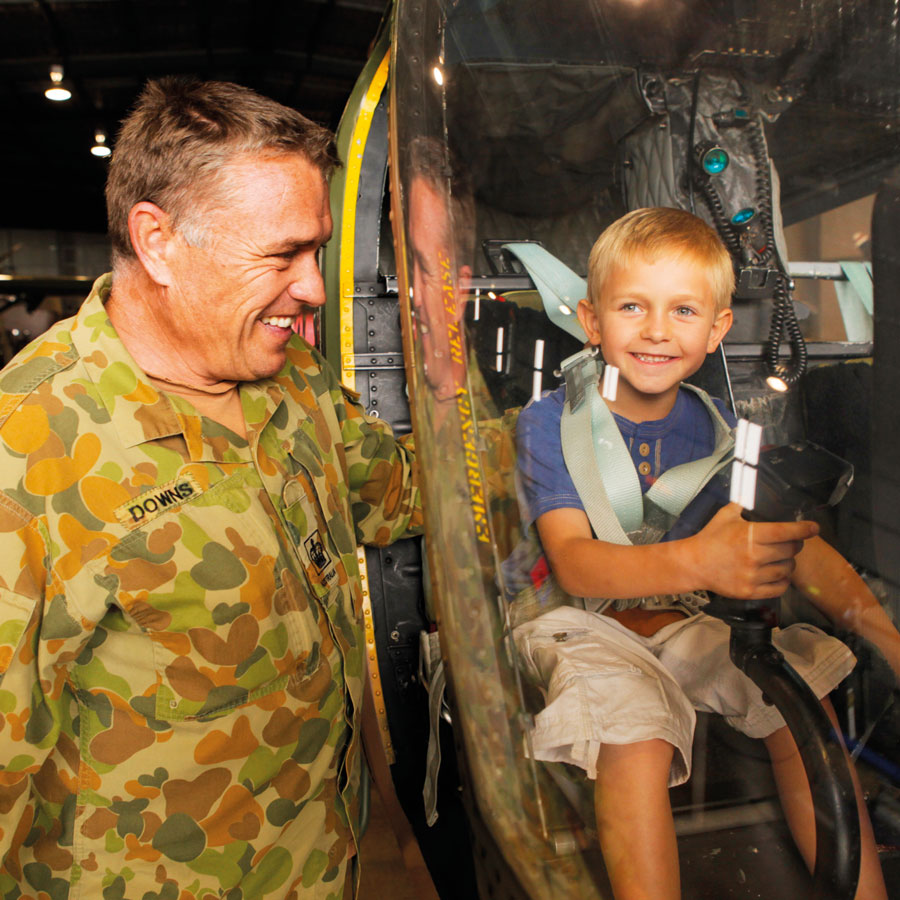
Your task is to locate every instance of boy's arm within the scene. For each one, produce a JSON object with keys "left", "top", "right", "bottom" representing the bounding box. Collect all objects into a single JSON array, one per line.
[
  {"left": 538, "top": 502, "right": 818, "bottom": 601},
  {"left": 793, "top": 536, "right": 900, "bottom": 681}
]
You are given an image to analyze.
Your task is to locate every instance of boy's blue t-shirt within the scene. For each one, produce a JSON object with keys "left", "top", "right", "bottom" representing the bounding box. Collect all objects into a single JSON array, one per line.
[{"left": 516, "top": 384, "right": 736, "bottom": 541}]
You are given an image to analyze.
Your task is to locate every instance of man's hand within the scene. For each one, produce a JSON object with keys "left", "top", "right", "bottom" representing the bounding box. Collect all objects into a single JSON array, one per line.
[{"left": 689, "top": 502, "right": 819, "bottom": 600}]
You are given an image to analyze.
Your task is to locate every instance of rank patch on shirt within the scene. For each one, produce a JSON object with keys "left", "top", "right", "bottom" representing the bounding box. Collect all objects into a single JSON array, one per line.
[
  {"left": 115, "top": 474, "right": 202, "bottom": 529},
  {"left": 304, "top": 530, "right": 336, "bottom": 584}
]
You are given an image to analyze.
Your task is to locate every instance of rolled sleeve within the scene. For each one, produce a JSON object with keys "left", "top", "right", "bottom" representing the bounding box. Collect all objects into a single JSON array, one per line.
[{"left": 334, "top": 383, "right": 423, "bottom": 546}]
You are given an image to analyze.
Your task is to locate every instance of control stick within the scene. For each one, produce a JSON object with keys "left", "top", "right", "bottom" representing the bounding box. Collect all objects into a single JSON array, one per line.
[{"left": 705, "top": 426, "right": 861, "bottom": 900}]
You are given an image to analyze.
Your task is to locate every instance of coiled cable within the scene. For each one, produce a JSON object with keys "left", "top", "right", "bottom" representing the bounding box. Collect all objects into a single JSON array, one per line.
[
  {"left": 766, "top": 272, "right": 809, "bottom": 388},
  {"left": 748, "top": 118, "right": 808, "bottom": 386},
  {"left": 693, "top": 173, "right": 743, "bottom": 256}
]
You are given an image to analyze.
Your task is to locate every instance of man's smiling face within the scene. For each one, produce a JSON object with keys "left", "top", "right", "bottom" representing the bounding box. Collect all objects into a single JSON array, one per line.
[{"left": 161, "top": 152, "right": 333, "bottom": 386}]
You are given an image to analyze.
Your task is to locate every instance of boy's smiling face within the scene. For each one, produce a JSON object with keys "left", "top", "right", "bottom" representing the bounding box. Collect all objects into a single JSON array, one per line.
[{"left": 577, "top": 251, "right": 733, "bottom": 422}]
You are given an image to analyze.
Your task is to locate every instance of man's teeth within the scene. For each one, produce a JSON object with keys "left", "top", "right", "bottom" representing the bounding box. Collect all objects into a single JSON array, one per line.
[{"left": 261, "top": 315, "right": 295, "bottom": 329}]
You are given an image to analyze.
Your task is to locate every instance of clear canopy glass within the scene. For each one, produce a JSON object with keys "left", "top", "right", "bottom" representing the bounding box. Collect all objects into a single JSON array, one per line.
[{"left": 387, "top": 0, "right": 900, "bottom": 896}]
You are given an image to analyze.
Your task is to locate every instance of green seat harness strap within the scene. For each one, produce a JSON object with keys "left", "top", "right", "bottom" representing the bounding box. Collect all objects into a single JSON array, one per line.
[
  {"left": 501, "top": 242, "right": 588, "bottom": 342},
  {"left": 560, "top": 348, "right": 643, "bottom": 541},
  {"left": 644, "top": 395, "right": 735, "bottom": 519},
  {"left": 558, "top": 348, "right": 735, "bottom": 545}
]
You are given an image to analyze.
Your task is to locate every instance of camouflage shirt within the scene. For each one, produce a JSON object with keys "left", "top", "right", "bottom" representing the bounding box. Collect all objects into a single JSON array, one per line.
[{"left": 0, "top": 275, "right": 422, "bottom": 900}]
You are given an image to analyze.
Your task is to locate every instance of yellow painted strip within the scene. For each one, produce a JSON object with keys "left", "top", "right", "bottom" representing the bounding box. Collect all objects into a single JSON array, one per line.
[
  {"left": 338, "top": 51, "right": 393, "bottom": 764},
  {"left": 359, "top": 547, "right": 394, "bottom": 763},
  {"left": 339, "top": 49, "right": 390, "bottom": 391}
]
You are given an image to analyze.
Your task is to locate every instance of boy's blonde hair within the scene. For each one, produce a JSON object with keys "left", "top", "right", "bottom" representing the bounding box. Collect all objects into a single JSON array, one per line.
[{"left": 586, "top": 207, "right": 735, "bottom": 312}]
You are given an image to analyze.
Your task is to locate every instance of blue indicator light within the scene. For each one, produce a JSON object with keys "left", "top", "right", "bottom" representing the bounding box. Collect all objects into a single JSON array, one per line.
[
  {"left": 701, "top": 147, "right": 729, "bottom": 175},
  {"left": 734, "top": 108, "right": 750, "bottom": 119},
  {"left": 732, "top": 207, "right": 756, "bottom": 224}
]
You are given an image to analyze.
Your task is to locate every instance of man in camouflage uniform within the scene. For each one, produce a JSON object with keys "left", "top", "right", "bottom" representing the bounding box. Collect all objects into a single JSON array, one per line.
[{"left": 0, "top": 78, "right": 421, "bottom": 900}]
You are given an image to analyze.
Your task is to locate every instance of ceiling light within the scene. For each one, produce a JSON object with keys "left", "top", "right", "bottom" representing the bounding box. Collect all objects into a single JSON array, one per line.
[
  {"left": 432, "top": 66, "right": 444, "bottom": 86},
  {"left": 45, "top": 64, "right": 72, "bottom": 102},
  {"left": 91, "top": 130, "right": 111, "bottom": 158}
]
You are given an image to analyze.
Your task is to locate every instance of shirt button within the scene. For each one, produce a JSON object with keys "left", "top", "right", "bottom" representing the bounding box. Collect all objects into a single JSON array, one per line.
[
  {"left": 638, "top": 461, "right": 652, "bottom": 476},
  {"left": 638, "top": 442, "right": 651, "bottom": 457}
]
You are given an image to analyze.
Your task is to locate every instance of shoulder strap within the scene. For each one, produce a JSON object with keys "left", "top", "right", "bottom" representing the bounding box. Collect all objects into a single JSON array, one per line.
[
  {"left": 644, "top": 385, "right": 735, "bottom": 517},
  {"left": 0, "top": 343, "right": 78, "bottom": 429},
  {"left": 559, "top": 349, "right": 640, "bottom": 544}
]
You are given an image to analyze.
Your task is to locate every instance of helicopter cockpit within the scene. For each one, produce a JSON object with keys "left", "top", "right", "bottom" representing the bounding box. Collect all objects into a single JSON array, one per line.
[{"left": 323, "top": 0, "right": 900, "bottom": 896}]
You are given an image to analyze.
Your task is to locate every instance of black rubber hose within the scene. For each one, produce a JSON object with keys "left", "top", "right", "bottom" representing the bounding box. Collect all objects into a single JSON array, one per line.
[
  {"left": 730, "top": 629, "right": 861, "bottom": 900},
  {"left": 749, "top": 120, "right": 776, "bottom": 267},
  {"left": 693, "top": 173, "right": 743, "bottom": 256}
]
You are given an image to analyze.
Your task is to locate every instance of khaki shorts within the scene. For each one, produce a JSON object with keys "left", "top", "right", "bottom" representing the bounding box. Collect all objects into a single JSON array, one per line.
[{"left": 514, "top": 606, "right": 856, "bottom": 786}]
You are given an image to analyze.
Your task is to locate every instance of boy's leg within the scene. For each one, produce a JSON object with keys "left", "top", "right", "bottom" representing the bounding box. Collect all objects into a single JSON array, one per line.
[
  {"left": 765, "top": 698, "right": 887, "bottom": 900},
  {"left": 595, "top": 739, "right": 680, "bottom": 900}
]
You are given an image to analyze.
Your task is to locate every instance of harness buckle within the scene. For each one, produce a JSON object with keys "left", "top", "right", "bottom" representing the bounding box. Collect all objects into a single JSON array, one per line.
[{"left": 557, "top": 346, "right": 603, "bottom": 413}]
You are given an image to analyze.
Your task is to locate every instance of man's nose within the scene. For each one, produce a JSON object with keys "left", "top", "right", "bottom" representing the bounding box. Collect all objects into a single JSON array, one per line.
[{"left": 287, "top": 261, "right": 327, "bottom": 307}]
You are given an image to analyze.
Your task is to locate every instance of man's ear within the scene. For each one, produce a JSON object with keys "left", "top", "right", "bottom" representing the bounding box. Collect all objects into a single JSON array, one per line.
[
  {"left": 127, "top": 202, "right": 177, "bottom": 287},
  {"left": 576, "top": 298, "right": 602, "bottom": 345},
  {"left": 706, "top": 306, "right": 734, "bottom": 353}
]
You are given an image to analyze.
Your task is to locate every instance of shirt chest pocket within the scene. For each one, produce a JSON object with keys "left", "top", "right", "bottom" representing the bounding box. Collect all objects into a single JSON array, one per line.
[{"left": 100, "top": 471, "right": 326, "bottom": 723}]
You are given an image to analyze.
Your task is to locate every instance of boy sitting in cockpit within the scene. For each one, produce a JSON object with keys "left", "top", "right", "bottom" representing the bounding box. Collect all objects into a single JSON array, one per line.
[{"left": 512, "top": 207, "right": 894, "bottom": 899}]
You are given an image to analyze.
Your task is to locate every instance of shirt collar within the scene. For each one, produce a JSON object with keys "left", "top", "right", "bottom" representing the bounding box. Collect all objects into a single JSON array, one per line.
[
  {"left": 613, "top": 389, "right": 690, "bottom": 440},
  {"left": 70, "top": 274, "right": 289, "bottom": 461}
]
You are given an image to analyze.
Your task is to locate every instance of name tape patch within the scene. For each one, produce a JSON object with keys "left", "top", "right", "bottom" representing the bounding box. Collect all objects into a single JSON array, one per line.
[{"left": 116, "top": 474, "right": 202, "bottom": 530}]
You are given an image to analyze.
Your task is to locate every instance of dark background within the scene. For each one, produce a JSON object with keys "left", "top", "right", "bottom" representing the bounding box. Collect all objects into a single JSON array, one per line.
[{"left": 0, "top": 0, "right": 385, "bottom": 234}]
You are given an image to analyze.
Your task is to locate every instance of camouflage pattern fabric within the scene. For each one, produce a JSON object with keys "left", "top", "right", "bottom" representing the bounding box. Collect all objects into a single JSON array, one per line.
[
  {"left": 476, "top": 407, "right": 522, "bottom": 564},
  {"left": 0, "top": 274, "right": 422, "bottom": 900}
]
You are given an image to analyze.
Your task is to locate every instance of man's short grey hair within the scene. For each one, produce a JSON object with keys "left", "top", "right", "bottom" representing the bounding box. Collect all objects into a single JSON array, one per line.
[{"left": 106, "top": 77, "right": 341, "bottom": 265}]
